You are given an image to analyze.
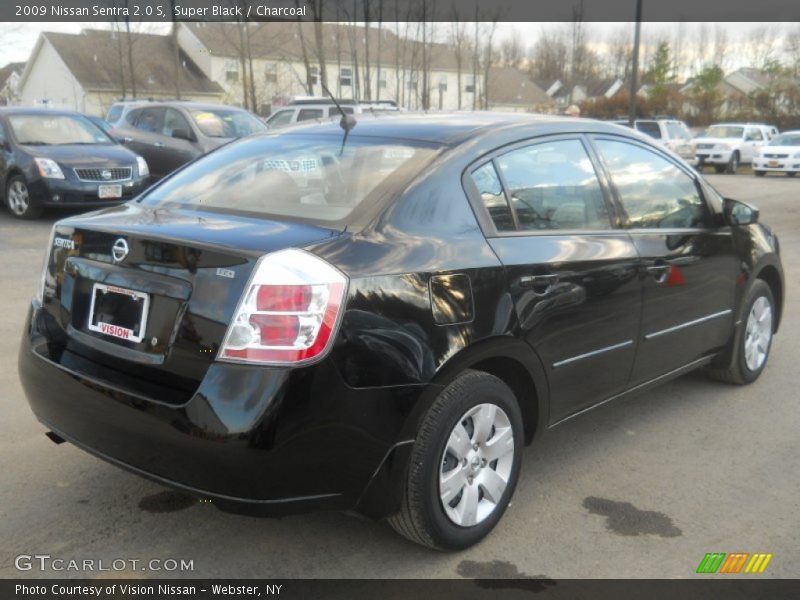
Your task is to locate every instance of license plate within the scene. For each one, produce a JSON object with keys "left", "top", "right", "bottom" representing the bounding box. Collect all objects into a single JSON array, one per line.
[
  {"left": 98, "top": 184, "right": 122, "bottom": 199},
  {"left": 87, "top": 283, "right": 149, "bottom": 343},
  {"left": 768, "top": 160, "right": 779, "bottom": 167}
]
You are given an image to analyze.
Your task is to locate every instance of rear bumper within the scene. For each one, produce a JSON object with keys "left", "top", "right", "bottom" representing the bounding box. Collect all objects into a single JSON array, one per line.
[{"left": 19, "top": 301, "right": 426, "bottom": 517}]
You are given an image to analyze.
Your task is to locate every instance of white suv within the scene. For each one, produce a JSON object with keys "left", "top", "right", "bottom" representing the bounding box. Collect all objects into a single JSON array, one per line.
[
  {"left": 694, "top": 123, "right": 772, "bottom": 174},
  {"left": 266, "top": 100, "right": 400, "bottom": 129},
  {"left": 614, "top": 118, "right": 697, "bottom": 164}
]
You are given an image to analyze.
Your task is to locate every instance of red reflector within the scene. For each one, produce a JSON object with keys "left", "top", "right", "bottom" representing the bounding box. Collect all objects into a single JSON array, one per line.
[
  {"left": 250, "top": 314, "right": 299, "bottom": 346},
  {"left": 257, "top": 285, "right": 312, "bottom": 312}
]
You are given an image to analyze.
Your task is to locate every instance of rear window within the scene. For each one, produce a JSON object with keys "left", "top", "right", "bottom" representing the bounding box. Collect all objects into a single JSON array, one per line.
[
  {"left": 635, "top": 121, "right": 662, "bottom": 139},
  {"left": 140, "top": 134, "right": 438, "bottom": 227}
]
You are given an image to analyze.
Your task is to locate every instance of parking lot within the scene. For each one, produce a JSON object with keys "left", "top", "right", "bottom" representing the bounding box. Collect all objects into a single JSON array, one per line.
[{"left": 1, "top": 173, "right": 798, "bottom": 580}]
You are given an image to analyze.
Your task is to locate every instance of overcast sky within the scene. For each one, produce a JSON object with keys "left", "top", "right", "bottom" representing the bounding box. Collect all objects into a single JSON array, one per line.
[{"left": 0, "top": 21, "right": 792, "bottom": 71}]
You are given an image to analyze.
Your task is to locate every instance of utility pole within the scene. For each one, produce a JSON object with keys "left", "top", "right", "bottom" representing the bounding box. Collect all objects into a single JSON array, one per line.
[{"left": 628, "top": 0, "right": 643, "bottom": 126}]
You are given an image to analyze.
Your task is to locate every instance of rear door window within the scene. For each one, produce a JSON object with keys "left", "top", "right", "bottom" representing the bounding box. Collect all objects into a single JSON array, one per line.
[
  {"left": 494, "top": 139, "right": 610, "bottom": 231},
  {"left": 133, "top": 107, "right": 165, "bottom": 133},
  {"left": 297, "top": 109, "right": 324, "bottom": 122}
]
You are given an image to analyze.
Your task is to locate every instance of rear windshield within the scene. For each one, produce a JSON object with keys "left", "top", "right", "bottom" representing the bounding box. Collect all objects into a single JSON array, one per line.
[
  {"left": 9, "top": 114, "right": 111, "bottom": 145},
  {"left": 139, "top": 133, "right": 439, "bottom": 227},
  {"left": 190, "top": 109, "right": 266, "bottom": 138}
]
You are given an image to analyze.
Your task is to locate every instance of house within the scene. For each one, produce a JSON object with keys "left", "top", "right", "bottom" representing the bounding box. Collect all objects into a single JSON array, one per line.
[
  {"left": 486, "top": 68, "right": 554, "bottom": 113},
  {"left": 177, "top": 22, "right": 486, "bottom": 114},
  {"left": 554, "top": 78, "right": 625, "bottom": 107},
  {"left": 533, "top": 78, "right": 564, "bottom": 99},
  {"left": 18, "top": 29, "right": 224, "bottom": 117},
  {"left": 0, "top": 62, "right": 25, "bottom": 105}
]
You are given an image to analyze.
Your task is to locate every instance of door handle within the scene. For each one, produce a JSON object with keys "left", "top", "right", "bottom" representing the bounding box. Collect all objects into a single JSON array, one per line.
[
  {"left": 520, "top": 273, "right": 559, "bottom": 295},
  {"left": 646, "top": 262, "right": 671, "bottom": 284},
  {"left": 153, "top": 142, "right": 165, "bottom": 148}
]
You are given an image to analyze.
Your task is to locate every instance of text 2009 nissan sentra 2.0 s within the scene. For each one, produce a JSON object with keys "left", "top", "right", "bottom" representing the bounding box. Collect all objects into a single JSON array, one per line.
[{"left": 19, "top": 113, "right": 783, "bottom": 550}]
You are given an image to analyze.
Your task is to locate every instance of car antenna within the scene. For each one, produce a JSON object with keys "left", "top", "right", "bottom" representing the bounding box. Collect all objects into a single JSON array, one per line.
[{"left": 320, "top": 83, "right": 356, "bottom": 155}]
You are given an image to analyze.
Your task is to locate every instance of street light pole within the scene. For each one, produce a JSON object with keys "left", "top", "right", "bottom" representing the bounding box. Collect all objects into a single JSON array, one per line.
[{"left": 628, "top": 0, "right": 643, "bottom": 126}]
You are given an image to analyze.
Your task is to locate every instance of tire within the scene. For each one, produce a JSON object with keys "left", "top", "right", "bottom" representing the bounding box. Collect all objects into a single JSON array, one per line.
[
  {"left": 725, "top": 151, "right": 739, "bottom": 174},
  {"left": 754, "top": 170, "right": 766, "bottom": 177},
  {"left": 788, "top": 172, "right": 797, "bottom": 177},
  {"left": 5, "top": 175, "right": 43, "bottom": 219},
  {"left": 714, "top": 165, "right": 726, "bottom": 174},
  {"left": 388, "top": 370, "right": 524, "bottom": 550},
  {"left": 708, "top": 279, "right": 775, "bottom": 385}
]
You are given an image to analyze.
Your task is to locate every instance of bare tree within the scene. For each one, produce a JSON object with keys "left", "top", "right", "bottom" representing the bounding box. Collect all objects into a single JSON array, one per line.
[
  {"left": 746, "top": 24, "right": 782, "bottom": 70},
  {"left": 528, "top": 26, "right": 568, "bottom": 82},
  {"left": 500, "top": 30, "right": 525, "bottom": 69},
  {"left": 449, "top": 17, "right": 468, "bottom": 109}
]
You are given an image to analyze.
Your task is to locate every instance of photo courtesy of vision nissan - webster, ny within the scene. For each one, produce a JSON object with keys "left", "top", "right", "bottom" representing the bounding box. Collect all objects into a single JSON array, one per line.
[{"left": 18, "top": 110, "right": 784, "bottom": 550}]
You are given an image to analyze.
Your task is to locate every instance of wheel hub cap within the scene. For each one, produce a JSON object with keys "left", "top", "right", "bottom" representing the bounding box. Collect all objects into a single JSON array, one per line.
[
  {"left": 744, "top": 296, "right": 772, "bottom": 372},
  {"left": 439, "top": 403, "right": 515, "bottom": 527}
]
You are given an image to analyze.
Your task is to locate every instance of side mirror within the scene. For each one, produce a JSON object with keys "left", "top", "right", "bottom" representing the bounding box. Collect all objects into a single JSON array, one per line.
[
  {"left": 723, "top": 198, "right": 759, "bottom": 226},
  {"left": 171, "top": 128, "right": 194, "bottom": 142}
]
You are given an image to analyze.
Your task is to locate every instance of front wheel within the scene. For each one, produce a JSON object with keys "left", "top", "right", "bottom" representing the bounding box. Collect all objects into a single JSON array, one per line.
[
  {"left": 725, "top": 151, "right": 740, "bottom": 174},
  {"left": 754, "top": 170, "right": 766, "bottom": 177},
  {"left": 388, "top": 370, "right": 523, "bottom": 550},
  {"left": 708, "top": 279, "right": 775, "bottom": 385},
  {"left": 5, "top": 175, "right": 43, "bottom": 219},
  {"left": 787, "top": 172, "right": 797, "bottom": 177}
]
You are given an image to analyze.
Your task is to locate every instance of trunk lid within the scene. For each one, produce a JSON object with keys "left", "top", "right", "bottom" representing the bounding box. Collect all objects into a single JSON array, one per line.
[{"left": 43, "top": 203, "right": 343, "bottom": 403}]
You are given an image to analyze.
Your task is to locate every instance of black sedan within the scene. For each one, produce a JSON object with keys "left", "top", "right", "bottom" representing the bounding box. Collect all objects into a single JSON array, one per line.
[
  {"left": 0, "top": 108, "right": 150, "bottom": 219},
  {"left": 18, "top": 114, "right": 783, "bottom": 550},
  {"left": 110, "top": 101, "right": 266, "bottom": 181}
]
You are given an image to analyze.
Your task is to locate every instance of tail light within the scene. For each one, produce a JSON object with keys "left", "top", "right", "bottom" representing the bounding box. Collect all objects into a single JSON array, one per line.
[{"left": 218, "top": 249, "right": 348, "bottom": 365}]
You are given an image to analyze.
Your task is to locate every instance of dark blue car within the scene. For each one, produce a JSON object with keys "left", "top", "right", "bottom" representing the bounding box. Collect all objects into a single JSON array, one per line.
[{"left": 0, "top": 108, "right": 150, "bottom": 219}]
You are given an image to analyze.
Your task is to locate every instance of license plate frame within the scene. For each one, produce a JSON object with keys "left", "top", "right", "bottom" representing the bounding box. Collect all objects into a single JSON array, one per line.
[
  {"left": 87, "top": 283, "right": 149, "bottom": 343},
  {"left": 98, "top": 184, "right": 123, "bottom": 199}
]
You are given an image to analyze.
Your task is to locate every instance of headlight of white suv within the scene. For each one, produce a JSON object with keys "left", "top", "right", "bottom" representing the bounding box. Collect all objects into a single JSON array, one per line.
[
  {"left": 136, "top": 156, "right": 149, "bottom": 177},
  {"left": 34, "top": 158, "right": 64, "bottom": 179}
]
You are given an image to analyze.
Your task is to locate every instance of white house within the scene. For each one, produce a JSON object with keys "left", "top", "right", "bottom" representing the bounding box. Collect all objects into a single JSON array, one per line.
[{"left": 18, "top": 29, "right": 224, "bottom": 117}]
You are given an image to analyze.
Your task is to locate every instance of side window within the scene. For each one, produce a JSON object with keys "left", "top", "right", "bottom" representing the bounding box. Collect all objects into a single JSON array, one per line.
[
  {"left": 495, "top": 139, "right": 610, "bottom": 231},
  {"left": 470, "top": 162, "right": 515, "bottom": 232},
  {"left": 595, "top": 138, "right": 709, "bottom": 229},
  {"left": 162, "top": 108, "right": 192, "bottom": 138},
  {"left": 106, "top": 105, "right": 123, "bottom": 124},
  {"left": 328, "top": 106, "right": 354, "bottom": 117},
  {"left": 297, "top": 108, "right": 324, "bottom": 122},
  {"left": 636, "top": 121, "right": 662, "bottom": 139},
  {"left": 124, "top": 108, "right": 142, "bottom": 126},
  {"left": 134, "top": 107, "right": 164, "bottom": 133},
  {"left": 266, "top": 110, "right": 294, "bottom": 127}
]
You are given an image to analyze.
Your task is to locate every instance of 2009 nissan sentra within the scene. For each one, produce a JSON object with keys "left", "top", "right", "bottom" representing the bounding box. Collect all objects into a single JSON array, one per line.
[{"left": 18, "top": 113, "right": 783, "bottom": 550}]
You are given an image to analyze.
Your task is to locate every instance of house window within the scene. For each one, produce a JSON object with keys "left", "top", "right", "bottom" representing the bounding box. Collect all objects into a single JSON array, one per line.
[
  {"left": 225, "top": 61, "right": 239, "bottom": 83},
  {"left": 407, "top": 72, "right": 418, "bottom": 91},
  {"left": 465, "top": 75, "right": 475, "bottom": 93},
  {"left": 265, "top": 63, "right": 278, "bottom": 84},
  {"left": 378, "top": 75, "right": 387, "bottom": 89},
  {"left": 438, "top": 75, "right": 448, "bottom": 93},
  {"left": 339, "top": 68, "right": 352, "bottom": 87},
  {"left": 309, "top": 66, "right": 319, "bottom": 86}
]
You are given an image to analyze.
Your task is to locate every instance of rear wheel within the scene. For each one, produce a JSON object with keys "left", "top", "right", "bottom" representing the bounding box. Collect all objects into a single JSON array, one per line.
[
  {"left": 388, "top": 370, "right": 523, "bottom": 550},
  {"left": 5, "top": 175, "right": 43, "bottom": 219},
  {"left": 708, "top": 280, "right": 775, "bottom": 385}
]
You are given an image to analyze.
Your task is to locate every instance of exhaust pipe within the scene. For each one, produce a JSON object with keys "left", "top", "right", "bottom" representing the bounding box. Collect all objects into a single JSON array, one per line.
[{"left": 45, "top": 431, "right": 66, "bottom": 445}]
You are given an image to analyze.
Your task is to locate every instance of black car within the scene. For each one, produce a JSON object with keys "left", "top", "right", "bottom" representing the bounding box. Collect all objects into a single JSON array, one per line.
[
  {"left": 110, "top": 101, "right": 266, "bottom": 181},
  {"left": 19, "top": 114, "right": 783, "bottom": 550},
  {"left": 0, "top": 108, "right": 150, "bottom": 219}
]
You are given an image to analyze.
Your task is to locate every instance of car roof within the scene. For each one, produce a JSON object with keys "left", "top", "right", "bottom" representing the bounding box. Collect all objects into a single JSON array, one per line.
[
  {"left": 133, "top": 101, "right": 249, "bottom": 112},
  {"left": 0, "top": 107, "right": 87, "bottom": 117},
  {"left": 277, "top": 112, "right": 632, "bottom": 146}
]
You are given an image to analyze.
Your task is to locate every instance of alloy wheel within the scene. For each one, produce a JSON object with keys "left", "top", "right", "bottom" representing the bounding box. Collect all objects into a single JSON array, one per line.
[
  {"left": 744, "top": 296, "right": 772, "bottom": 372},
  {"left": 7, "top": 180, "right": 30, "bottom": 216},
  {"left": 439, "top": 403, "right": 515, "bottom": 527}
]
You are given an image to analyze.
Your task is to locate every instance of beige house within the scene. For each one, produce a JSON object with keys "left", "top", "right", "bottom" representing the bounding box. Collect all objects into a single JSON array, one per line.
[
  {"left": 177, "top": 22, "right": 487, "bottom": 114},
  {"left": 18, "top": 29, "right": 224, "bottom": 117},
  {"left": 485, "top": 68, "right": 554, "bottom": 113}
]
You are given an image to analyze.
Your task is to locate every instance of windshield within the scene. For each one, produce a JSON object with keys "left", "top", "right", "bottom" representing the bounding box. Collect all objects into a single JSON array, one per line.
[
  {"left": 140, "top": 134, "right": 438, "bottom": 226},
  {"left": 703, "top": 125, "right": 743, "bottom": 139},
  {"left": 190, "top": 109, "right": 266, "bottom": 138},
  {"left": 9, "top": 114, "right": 112, "bottom": 145},
  {"left": 769, "top": 134, "right": 800, "bottom": 146}
]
